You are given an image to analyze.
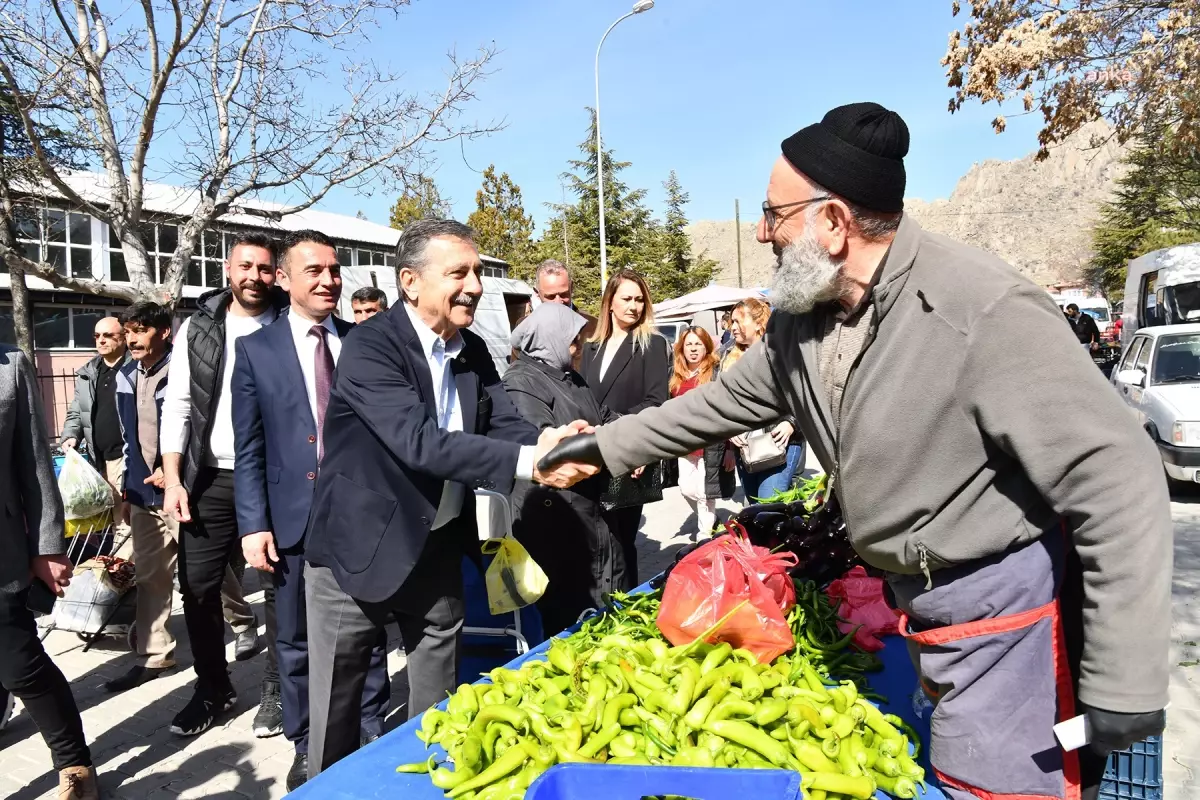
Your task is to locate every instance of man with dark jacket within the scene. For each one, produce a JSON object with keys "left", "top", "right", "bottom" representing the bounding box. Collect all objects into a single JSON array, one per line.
[
  {"left": 302, "top": 219, "right": 597, "bottom": 778},
  {"left": 61, "top": 316, "right": 131, "bottom": 544},
  {"left": 1067, "top": 303, "right": 1101, "bottom": 351},
  {"left": 0, "top": 346, "right": 98, "bottom": 799},
  {"left": 109, "top": 302, "right": 178, "bottom": 692},
  {"left": 160, "top": 233, "right": 283, "bottom": 737},
  {"left": 542, "top": 103, "right": 1170, "bottom": 800},
  {"left": 232, "top": 231, "right": 390, "bottom": 791}
]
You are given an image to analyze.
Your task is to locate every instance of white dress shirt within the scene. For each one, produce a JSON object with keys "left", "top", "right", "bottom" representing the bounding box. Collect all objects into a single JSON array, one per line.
[
  {"left": 287, "top": 310, "right": 342, "bottom": 425},
  {"left": 160, "top": 308, "right": 278, "bottom": 468},
  {"left": 402, "top": 303, "right": 535, "bottom": 529}
]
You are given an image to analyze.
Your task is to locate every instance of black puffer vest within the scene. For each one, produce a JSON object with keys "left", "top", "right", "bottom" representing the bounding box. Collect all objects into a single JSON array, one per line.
[{"left": 181, "top": 286, "right": 288, "bottom": 492}]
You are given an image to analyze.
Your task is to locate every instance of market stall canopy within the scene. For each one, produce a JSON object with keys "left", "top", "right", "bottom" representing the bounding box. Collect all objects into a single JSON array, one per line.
[{"left": 653, "top": 284, "right": 766, "bottom": 320}]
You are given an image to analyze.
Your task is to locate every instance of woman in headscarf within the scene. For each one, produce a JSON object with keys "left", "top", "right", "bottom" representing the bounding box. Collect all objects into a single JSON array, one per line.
[{"left": 503, "top": 303, "right": 625, "bottom": 634}]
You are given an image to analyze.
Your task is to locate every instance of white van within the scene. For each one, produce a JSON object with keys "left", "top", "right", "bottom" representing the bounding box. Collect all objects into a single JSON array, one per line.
[{"left": 1121, "top": 243, "right": 1200, "bottom": 349}]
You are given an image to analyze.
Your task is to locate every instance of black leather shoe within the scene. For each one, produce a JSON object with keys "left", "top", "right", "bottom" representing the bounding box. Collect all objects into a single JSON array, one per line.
[
  {"left": 286, "top": 753, "right": 308, "bottom": 792},
  {"left": 104, "top": 665, "right": 173, "bottom": 693}
]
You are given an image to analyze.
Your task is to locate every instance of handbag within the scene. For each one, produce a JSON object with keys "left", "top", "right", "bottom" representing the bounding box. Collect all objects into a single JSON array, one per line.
[
  {"left": 738, "top": 427, "right": 787, "bottom": 473},
  {"left": 601, "top": 462, "right": 666, "bottom": 511}
]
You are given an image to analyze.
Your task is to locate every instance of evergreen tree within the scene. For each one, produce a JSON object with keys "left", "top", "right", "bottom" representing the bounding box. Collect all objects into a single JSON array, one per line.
[
  {"left": 466, "top": 165, "right": 534, "bottom": 278},
  {"left": 388, "top": 175, "right": 452, "bottom": 230},
  {"left": 641, "top": 170, "right": 716, "bottom": 301},
  {"left": 534, "top": 109, "right": 654, "bottom": 313},
  {"left": 1088, "top": 132, "right": 1200, "bottom": 298}
]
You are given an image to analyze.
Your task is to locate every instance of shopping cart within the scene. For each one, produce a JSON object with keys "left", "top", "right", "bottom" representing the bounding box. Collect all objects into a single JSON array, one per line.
[{"left": 38, "top": 448, "right": 137, "bottom": 651}]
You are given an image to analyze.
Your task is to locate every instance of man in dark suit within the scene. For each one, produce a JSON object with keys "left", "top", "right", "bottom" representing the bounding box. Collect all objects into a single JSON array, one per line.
[
  {"left": 232, "top": 230, "right": 391, "bottom": 791},
  {"left": 303, "top": 219, "right": 598, "bottom": 777},
  {"left": 0, "top": 346, "right": 98, "bottom": 798}
]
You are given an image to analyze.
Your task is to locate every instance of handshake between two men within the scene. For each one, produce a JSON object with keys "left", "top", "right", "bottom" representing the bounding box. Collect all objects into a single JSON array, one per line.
[{"left": 530, "top": 422, "right": 606, "bottom": 489}]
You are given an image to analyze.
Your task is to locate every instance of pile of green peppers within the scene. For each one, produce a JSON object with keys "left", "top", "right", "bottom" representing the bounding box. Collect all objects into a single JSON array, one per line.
[
  {"left": 790, "top": 580, "right": 885, "bottom": 691},
  {"left": 397, "top": 590, "right": 925, "bottom": 800}
]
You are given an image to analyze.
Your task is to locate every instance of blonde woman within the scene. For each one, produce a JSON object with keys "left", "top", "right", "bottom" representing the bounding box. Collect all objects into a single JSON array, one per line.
[
  {"left": 581, "top": 269, "right": 669, "bottom": 588},
  {"left": 724, "top": 298, "right": 806, "bottom": 501}
]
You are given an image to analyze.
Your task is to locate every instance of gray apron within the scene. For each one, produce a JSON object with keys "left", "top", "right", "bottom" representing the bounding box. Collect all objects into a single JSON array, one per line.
[{"left": 889, "top": 531, "right": 1082, "bottom": 800}]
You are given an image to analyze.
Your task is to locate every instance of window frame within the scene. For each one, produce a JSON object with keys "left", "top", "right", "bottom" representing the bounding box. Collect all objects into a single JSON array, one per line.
[{"left": 0, "top": 302, "right": 120, "bottom": 351}]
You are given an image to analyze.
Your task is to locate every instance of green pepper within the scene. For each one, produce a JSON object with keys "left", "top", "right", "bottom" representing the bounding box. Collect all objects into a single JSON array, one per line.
[
  {"left": 821, "top": 735, "right": 840, "bottom": 759},
  {"left": 735, "top": 664, "right": 764, "bottom": 701},
  {"left": 730, "top": 648, "right": 758, "bottom": 666},
  {"left": 447, "top": 745, "right": 529, "bottom": 798},
  {"left": 482, "top": 722, "right": 514, "bottom": 762},
  {"left": 468, "top": 705, "right": 529, "bottom": 738},
  {"left": 706, "top": 698, "right": 755, "bottom": 723},
  {"left": 858, "top": 699, "right": 904, "bottom": 745},
  {"left": 577, "top": 677, "right": 607, "bottom": 728},
  {"left": 802, "top": 772, "right": 875, "bottom": 800},
  {"left": 684, "top": 677, "right": 731, "bottom": 729},
  {"left": 800, "top": 661, "right": 830, "bottom": 698},
  {"left": 898, "top": 750, "right": 926, "bottom": 781},
  {"left": 666, "top": 661, "right": 700, "bottom": 716},
  {"left": 455, "top": 684, "right": 480, "bottom": 715},
  {"left": 875, "top": 754, "right": 901, "bottom": 777},
  {"left": 418, "top": 709, "right": 448, "bottom": 744},
  {"left": 642, "top": 722, "right": 677, "bottom": 757},
  {"left": 395, "top": 754, "right": 437, "bottom": 773},
  {"left": 619, "top": 708, "right": 640, "bottom": 727},
  {"left": 546, "top": 639, "right": 577, "bottom": 675},
  {"left": 431, "top": 764, "right": 478, "bottom": 791},
  {"left": 607, "top": 756, "right": 652, "bottom": 766},
  {"left": 754, "top": 698, "right": 788, "bottom": 727},
  {"left": 691, "top": 663, "right": 738, "bottom": 702},
  {"left": 791, "top": 738, "right": 838, "bottom": 772},
  {"left": 787, "top": 700, "right": 825, "bottom": 732},
  {"left": 554, "top": 713, "right": 584, "bottom": 752},
  {"left": 481, "top": 688, "right": 506, "bottom": 706},
  {"left": 645, "top": 638, "right": 669, "bottom": 663},
  {"left": 609, "top": 731, "right": 642, "bottom": 759},
  {"left": 601, "top": 693, "right": 638, "bottom": 729},
  {"left": 836, "top": 735, "right": 862, "bottom": 776},
  {"left": 700, "top": 642, "right": 733, "bottom": 675},
  {"left": 830, "top": 712, "right": 856, "bottom": 740},
  {"left": 769, "top": 725, "right": 789, "bottom": 741},
  {"left": 759, "top": 670, "right": 782, "bottom": 691},
  {"left": 702, "top": 719, "right": 797, "bottom": 769},
  {"left": 633, "top": 706, "right": 676, "bottom": 747},
  {"left": 871, "top": 771, "right": 918, "bottom": 799},
  {"left": 578, "top": 723, "right": 622, "bottom": 759},
  {"left": 458, "top": 735, "right": 484, "bottom": 772}
]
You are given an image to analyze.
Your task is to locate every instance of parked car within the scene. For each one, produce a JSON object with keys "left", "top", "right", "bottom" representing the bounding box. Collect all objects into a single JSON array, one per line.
[
  {"left": 654, "top": 321, "right": 690, "bottom": 345},
  {"left": 1111, "top": 323, "right": 1200, "bottom": 483}
]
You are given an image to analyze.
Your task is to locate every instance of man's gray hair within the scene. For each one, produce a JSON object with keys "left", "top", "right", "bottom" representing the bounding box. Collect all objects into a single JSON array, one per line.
[
  {"left": 800, "top": 175, "right": 901, "bottom": 242},
  {"left": 536, "top": 259, "right": 570, "bottom": 285},
  {"left": 395, "top": 218, "right": 476, "bottom": 275}
]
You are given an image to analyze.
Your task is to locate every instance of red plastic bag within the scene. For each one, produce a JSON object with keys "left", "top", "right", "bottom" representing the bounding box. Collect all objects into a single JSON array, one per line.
[
  {"left": 657, "top": 533, "right": 798, "bottom": 663},
  {"left": 824, "top": 566, "right": 901, "bottom": 652}
]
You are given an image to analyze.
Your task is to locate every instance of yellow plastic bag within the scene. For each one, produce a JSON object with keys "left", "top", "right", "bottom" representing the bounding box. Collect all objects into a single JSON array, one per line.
[{"left": 480, "top": 536, "right": 549, "bottom": 615}]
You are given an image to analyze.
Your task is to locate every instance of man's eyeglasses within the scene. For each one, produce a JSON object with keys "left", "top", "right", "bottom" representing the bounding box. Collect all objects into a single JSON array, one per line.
[
  {"left": 94, "top": 332, "right": 122, "bottom": 340},
  {"left": 761, "top": 196, "right": 831, "bottom": 232}
]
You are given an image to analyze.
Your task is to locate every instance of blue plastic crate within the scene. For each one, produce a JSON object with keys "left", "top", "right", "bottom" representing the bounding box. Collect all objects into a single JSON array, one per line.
[
  {"left": 526, "top": 764, "right": 804, "bottom": 800},
  {"left": 1100, "top": 736, "right": 1163, "bottom": 800}
]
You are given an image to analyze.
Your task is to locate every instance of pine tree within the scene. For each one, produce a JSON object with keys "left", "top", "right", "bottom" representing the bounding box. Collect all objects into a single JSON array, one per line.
[
  {"left": 466, "top": 165, "right": 534, "bottom": 278},
  {"left": 1088, "top": 132, "right": 1200, "bottom": 299},
  {"left": 534, "top": 109, "right": 654, "bottom": 313},
  {"left": 641, "top": 170, "right": 716, "bottom": 301},
  {"left": 388, "top": 176, "right": 452, "bottom": 230}
]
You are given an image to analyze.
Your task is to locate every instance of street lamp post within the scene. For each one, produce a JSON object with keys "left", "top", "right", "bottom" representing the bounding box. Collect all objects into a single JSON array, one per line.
[{"left": 595, "top": 0, "right": 654, "bottom": 291}]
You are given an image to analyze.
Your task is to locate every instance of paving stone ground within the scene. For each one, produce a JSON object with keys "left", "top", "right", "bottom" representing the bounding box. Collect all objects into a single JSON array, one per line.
[{"left": 2, "top": 463, "right": 1196, "bottom": 798}]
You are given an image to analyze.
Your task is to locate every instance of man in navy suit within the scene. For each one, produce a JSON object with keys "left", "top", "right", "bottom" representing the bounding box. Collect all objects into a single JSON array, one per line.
[
  {"left": 302, "top": 219, "right": 599, "bottom": 777},
  {"left": 231, "top": 230, "right": 390, "bottom": 792}
]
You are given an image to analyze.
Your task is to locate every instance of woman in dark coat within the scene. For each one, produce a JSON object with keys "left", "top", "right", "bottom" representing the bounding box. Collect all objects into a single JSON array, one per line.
[
  {"left": 580, "top": 269, "right": 669, "bottom": 589},
  {"left": 504, "top": 303, "right": 626, "bottom": 635}
]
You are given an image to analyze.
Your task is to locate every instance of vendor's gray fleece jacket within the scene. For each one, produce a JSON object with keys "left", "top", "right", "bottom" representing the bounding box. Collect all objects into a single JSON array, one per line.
[{"left": 595, "top": 214, "right": 1172, "bottom": 715}]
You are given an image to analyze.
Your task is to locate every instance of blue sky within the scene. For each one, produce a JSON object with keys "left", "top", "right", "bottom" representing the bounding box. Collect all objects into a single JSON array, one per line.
[{"left": 319, "top": 0, "right": 1043, "bottom": 231}]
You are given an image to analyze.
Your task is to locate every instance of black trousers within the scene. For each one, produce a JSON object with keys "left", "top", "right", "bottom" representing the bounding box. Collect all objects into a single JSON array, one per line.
[
  {"left": 603, "top": 504, "right": 643, "bottom": 590},
  {"left": 0, "top": 588, "right": 91, "bottom": 770},
  {"left": 179, "top": 467, "right": 278, "bottom": 695}
]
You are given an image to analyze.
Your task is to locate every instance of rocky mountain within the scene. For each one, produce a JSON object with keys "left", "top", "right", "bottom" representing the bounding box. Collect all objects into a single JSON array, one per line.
[{"left": 687, "top": 122, "right": 1127, "bottom": 289}]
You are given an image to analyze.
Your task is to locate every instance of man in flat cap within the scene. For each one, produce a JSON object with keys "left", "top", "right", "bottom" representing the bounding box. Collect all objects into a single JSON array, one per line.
[{"left": 540, "top": 102, "right": 1169, "bottom": 799}]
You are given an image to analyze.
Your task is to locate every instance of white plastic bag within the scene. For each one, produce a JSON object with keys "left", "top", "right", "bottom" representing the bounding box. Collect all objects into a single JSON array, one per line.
[{"left": 57, "top": 449, "right": 114, "bottom": 520}]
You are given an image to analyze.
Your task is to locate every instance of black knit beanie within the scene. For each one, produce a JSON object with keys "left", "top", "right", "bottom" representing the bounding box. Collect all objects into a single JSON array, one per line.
[{"left": 781, "top": 102, "right": 909, "bottom": 213}]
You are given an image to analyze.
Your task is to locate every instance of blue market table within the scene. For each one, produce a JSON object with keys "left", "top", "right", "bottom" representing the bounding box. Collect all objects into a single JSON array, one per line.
[{"left": 289, "top": 583, "right": 946, "bottom": 800}]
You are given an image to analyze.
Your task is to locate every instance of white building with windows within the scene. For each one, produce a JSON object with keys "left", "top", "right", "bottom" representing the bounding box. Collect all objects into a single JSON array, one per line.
[{"left": 1, "top": 172, "right": 534, "bottom": 434}]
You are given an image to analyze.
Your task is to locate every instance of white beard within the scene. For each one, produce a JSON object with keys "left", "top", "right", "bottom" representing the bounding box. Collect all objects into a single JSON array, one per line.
[{"left": 769, "top": 228, "right": 846, "bottom": 315}]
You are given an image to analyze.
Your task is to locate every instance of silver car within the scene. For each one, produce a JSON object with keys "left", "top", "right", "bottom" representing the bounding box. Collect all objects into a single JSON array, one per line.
[{"left": 1111, "top": 323, "right": 1200, "bottom": 483}]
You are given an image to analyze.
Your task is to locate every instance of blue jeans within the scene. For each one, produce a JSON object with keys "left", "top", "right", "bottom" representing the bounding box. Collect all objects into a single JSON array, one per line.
[{"left": 738, "top": 441, "right": 805, "bottom": 502}]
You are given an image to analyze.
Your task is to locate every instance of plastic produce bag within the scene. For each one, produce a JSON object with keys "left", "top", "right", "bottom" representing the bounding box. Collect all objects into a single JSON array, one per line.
[
  {"left": 480, "top": 535, "right": 549, "bottom": 615},
  {"left": 657, "top": 533, "right": 798, "bottom": 663},
  {"left": 57, "top": 449, "right": 114, "bottom": 520},
  {"left": 824, "top": 565, "right": 901, "bottom": 652}
]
